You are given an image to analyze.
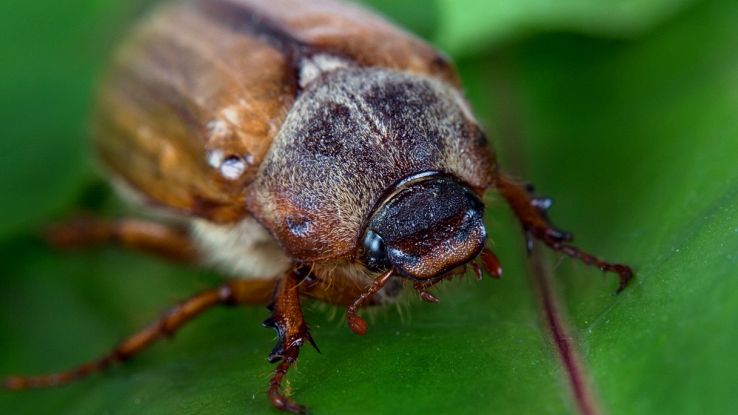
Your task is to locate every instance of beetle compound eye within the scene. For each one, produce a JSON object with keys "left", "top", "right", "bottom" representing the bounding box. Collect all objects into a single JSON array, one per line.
[{"left": 361, "top": 230, "right": 390, "bottom": 271}]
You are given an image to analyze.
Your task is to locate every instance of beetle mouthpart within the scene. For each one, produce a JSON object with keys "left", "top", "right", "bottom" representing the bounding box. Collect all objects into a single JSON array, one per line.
[{"left": 362, "top": 176, "right": 487, "bottom": 280}]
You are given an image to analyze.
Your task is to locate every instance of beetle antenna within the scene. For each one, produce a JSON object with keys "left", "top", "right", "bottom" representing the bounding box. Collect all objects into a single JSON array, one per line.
[{"left": 346, "top": 269, "right": 393, "bottom": 336}]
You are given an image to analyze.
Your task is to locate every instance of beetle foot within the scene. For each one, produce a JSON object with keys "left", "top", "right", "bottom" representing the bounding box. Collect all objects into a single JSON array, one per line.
[
  {"left": 528, "top": 225, "right": 633, "bottom": 293},
  {"left": 498, "top": 174, "right": 633, "bottom": 293},
  {"left": 263, "top": 269, "right": 314, "bottom": 413},
  {"left": 267, "top": 349, "right": 307, "bottom": 414}
]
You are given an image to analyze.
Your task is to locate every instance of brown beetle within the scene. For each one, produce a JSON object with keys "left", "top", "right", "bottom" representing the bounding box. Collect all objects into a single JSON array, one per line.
[{"left": 3, "top": 0, "right": 633, "bottom": 413}]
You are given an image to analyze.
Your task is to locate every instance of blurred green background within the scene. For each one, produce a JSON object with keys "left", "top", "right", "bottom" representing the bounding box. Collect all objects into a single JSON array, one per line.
[{"left": 1, "top": 0, "right": 737, "bottom": 414}]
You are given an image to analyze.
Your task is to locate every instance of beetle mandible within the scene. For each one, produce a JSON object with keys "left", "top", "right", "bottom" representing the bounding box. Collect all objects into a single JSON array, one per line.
[{"left": 3, "top": 0, "right": 633, "bottom": 413}]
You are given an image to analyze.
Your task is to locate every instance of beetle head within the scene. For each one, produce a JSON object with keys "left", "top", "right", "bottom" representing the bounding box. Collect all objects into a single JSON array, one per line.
[
  {"left": 247, "top": 68, "right": 496, "bottom": 264},
  {"left": 360, "top": 173, "right": 486, "bottom": 280}
]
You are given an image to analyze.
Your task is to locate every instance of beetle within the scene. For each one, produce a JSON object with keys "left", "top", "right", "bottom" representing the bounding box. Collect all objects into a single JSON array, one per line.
[{"left": 2, "top": 0, "right": 633, "bottom": 413}]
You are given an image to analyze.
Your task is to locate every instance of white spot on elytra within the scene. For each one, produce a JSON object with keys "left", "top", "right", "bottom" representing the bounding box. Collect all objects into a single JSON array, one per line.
[
  {"left": 207, "top": 150, "right": 251, "bottom": 181},
  {"left": 220, "top": 157, "right": 246, "bottom": 180},
  {"left": 207, "top": 149, "right": 224, "bottom": 169},
  {"left": 299, "top": 54, "right": 350, "bottom": 87}
]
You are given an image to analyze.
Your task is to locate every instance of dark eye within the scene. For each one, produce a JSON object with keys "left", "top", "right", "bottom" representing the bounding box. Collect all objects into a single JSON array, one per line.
[{"left": 361, "top": 230, "right": 390, "bottom": 271}]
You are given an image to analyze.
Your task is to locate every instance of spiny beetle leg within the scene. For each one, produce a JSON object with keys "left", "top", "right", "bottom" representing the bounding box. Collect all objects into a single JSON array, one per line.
[{"left": 264, "top": 269, "right": 317, "bottom": 414}]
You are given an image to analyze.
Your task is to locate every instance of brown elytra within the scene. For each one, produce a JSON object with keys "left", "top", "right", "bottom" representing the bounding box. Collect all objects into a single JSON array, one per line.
[{"left": 3, "top": 0, "right": 633, "bottom": 413}]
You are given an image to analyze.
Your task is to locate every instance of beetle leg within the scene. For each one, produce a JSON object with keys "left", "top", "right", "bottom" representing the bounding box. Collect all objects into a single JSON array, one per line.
[
  {"left": 471, "top": 262, "right": 484, "bottom": 280},
  {"left": 2, "top": 279, "right": 277, "bottom": 390},
  {"left": 496, "top": 174, "right": 633, "bottom": 293},
  {"left": 413, "top": 282, "right": 441, "bottom": 304},
  {"left": 45, "top": 216, "right": 197, "bottom": 263},
  {"left": 263, "top": 269, "right": 316, "bottom": 414},
  {"left": 345, "top": 269, "right": 393, "bottom": 336},
  {"left": 480, "top": 248, "right": 503, "bottom": 278}
]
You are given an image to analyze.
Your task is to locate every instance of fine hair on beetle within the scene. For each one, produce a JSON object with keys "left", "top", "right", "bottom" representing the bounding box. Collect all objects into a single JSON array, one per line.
[{"left": 2, "top": 0, "right": 633, "bottom": 413}]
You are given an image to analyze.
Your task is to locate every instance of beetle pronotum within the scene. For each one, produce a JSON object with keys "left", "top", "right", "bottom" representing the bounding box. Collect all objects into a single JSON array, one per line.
[{"left": 3, "top": 0, "right": 633, "bottom": 413}]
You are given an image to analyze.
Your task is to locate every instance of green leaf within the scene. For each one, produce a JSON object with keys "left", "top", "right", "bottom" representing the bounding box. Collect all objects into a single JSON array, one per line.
[
  {"left": 0, "top": 0, "right": 149, "bottom": 238},
  {"left": 434, "top": 0, "right": 698, "bottom": 56},
  {"left": 360, "top": 0, "right": 440, "bottom": 40},
  {"left": 2, "top": 0, "right": 738, "bottom": 414}
]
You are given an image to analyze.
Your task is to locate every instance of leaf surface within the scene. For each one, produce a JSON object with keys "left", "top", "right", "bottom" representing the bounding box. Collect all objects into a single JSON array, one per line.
[{"left": 1, "top": 0, "right": 737, "bottom": 414}]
